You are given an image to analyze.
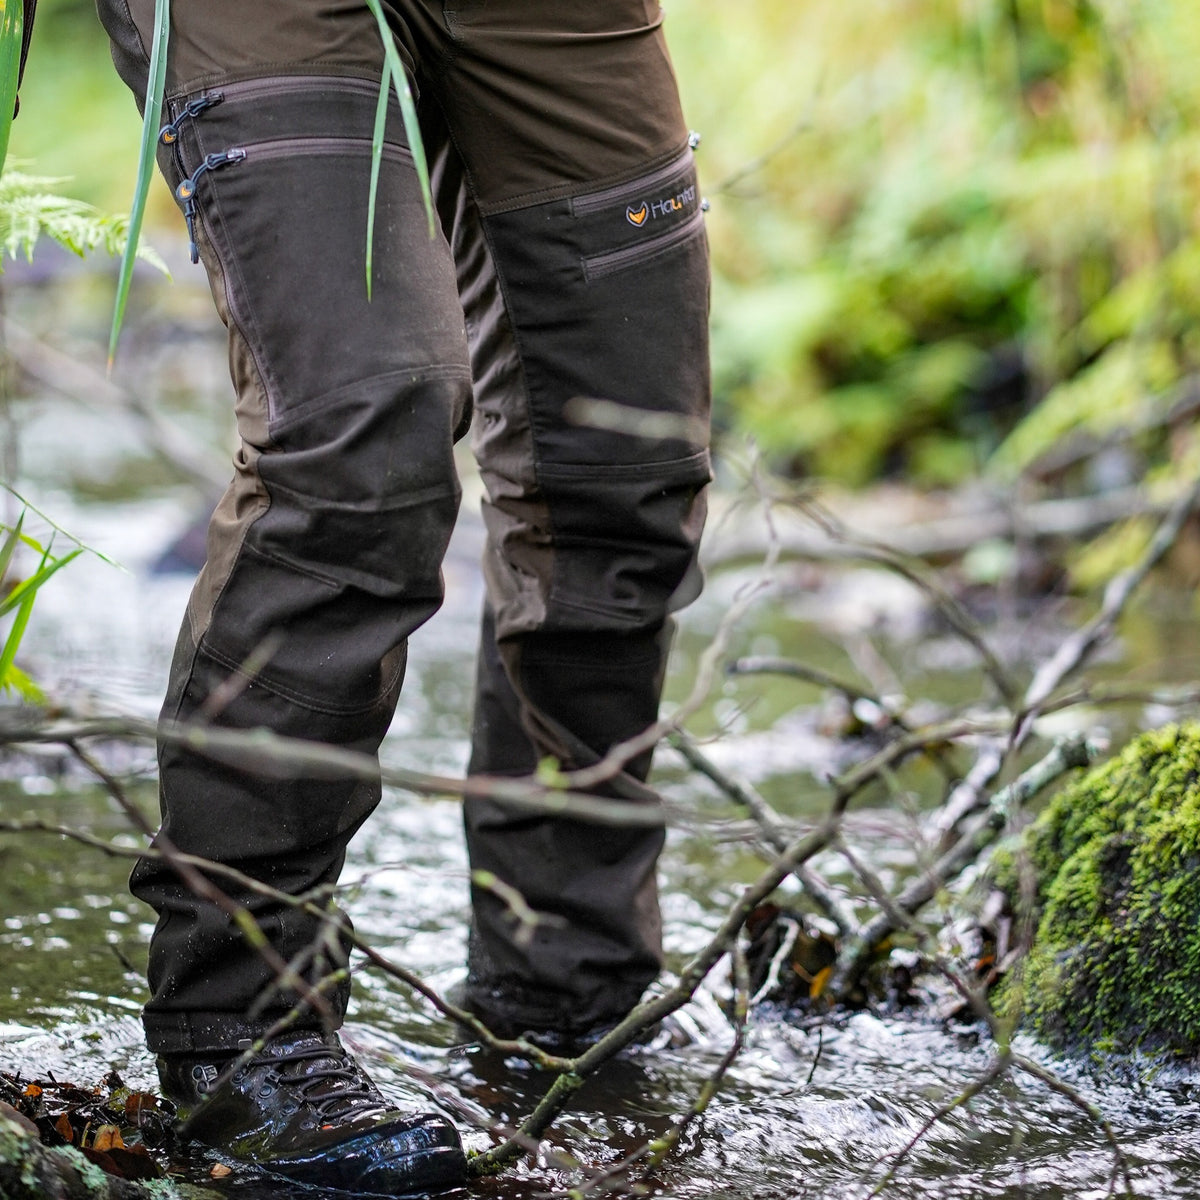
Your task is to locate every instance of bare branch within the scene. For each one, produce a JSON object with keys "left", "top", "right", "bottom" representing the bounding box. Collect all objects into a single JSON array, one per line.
[
  {"left": 668, "top": 729, "right": 859, "bottom": 937},
  {"left": 833, "top": 735, "right": 1100, "bottom": 999},
  {"left": 1013, "top": 1055, "right": 1135, "bottom": 1199},
  {"left": 1016, "top": 475, "right": 1200, "bottom": 734}
]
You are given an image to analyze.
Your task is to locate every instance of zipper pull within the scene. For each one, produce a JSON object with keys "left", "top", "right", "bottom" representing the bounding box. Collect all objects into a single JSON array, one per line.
[
  {"left": 174, "top": 148, "right": 246, "bottom": 263},
  {"left": 159, "top": 92, "right": 225, "bottom": 146}
]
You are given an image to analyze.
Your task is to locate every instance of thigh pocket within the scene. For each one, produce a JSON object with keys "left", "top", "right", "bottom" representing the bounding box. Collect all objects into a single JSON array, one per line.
[
  {"left": 165, "top": 75, "right": 465, "bottom": 431},
  {"left": 482, "top": 146, "right": 710, "bottom": 470}
]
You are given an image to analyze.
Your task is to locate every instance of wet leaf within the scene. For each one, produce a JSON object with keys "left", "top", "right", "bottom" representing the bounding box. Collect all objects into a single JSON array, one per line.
[
  {"left": 22, "top": 1083, "right": 41, "bottom": 1098},
  {"left": 104, "top": 1144, "right": 163, "bottom": 1181},
  {"left": 81, "top": 1147, "right": 119, "bottom": 1175},
  {"left": 210, "top": 1162, "right": 234, "bottom": 1178},
  {"left": 124, "top": 1091, "right": 161, "bottom": 1124},
  {"left": 809, "top": 965, "right": 834, "bottom": 1000},
  {"left": 54, "top": 1112, "right": 73, "bottom": 1143},
  {"left": 92, "top": 1124, "right": 125, "bottom": 1152}
]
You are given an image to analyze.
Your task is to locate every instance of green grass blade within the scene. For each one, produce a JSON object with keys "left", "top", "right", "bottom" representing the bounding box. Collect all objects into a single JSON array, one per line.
[
  {"left": 0, "top": 589, "right": 36, "bottom": 690},
  {"left": 365, "top": 54, "right": 393, "bottom": 301},
  {"left": 0, "top": 547, "right": 82, "bottom": 618},
  {"left": 2, "top": 485, "right": 123, "bottom": 568},
  {"left": 0, "top": 0, "right": 22, "bottom": 179},
  {"left": 107, "top": 0, "right": 171, "bottom": 369},
  {"left": 363, "top": 0, "right": 435, "bottom": 238},
  {"left": 0, "top": 513, "right": 25, "bottom": 583}
]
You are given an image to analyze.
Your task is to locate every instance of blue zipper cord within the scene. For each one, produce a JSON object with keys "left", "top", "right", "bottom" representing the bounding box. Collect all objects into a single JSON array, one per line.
[
  {"left": 175, "top": 148, "right": 246, "bottom": 263},
  {"left": 159, "top": 92, "right": 225, "bottom": 147}
]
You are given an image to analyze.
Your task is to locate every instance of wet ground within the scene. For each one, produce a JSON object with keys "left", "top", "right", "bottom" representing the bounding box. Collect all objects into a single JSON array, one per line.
[{"left": 4, "top": 253, "right": 1200, "bottom": 1198}]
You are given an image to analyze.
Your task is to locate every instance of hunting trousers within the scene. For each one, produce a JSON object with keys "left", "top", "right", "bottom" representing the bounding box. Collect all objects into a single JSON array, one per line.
[{"left": 97, "top": 0, "right": 711, "bottom": 1053}]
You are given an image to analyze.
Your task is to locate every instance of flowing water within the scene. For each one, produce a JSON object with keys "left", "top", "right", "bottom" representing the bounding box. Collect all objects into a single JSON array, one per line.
[{"left": 4, "top": 257, "right": 1200, "bottom": 1199}]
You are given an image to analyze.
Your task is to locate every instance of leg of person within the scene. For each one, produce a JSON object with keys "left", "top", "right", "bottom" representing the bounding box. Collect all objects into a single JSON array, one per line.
[
  {"left": 96, "top": 0, "right": 468, "bottom": 1188},
  {"left": 416, "top": 0, "right": 711, "bottom": 1037}
]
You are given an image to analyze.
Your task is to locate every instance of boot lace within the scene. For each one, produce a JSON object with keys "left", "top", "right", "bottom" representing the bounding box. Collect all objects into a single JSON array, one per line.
[{"left": 266, "top": 1041, "right": 389, "bottom": 1123}]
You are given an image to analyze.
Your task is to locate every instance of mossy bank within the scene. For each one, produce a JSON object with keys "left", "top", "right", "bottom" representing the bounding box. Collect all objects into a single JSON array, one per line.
[{"left": 998, "top": 723, "right": 1200, "bottom": 1057}]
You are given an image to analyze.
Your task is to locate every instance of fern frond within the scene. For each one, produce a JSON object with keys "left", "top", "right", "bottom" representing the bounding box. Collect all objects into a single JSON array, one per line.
[{"left": 0, "top": 170, "right": 168, "bottom": 272}]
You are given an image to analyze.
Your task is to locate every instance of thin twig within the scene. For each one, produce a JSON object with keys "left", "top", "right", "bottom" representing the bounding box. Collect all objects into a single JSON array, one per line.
[
  {"left": 1013, "top": 1055, "right": 1136, "bottom": 1198},
  {"left": 862, "top": 1052, "right": 1013, "bottom": 1200},
  {"left": 468, "top": 809, "right": 847, "bottom": 1176},
  {"left": 553, "top": 945, "right": 752, "bottom": 1200},
  {"left": 728, "top": 656, "right": 884, "bottom": 707},
  {"left": 832, "top": 735, "right": 1100, "bottom": 999},
  {"left": 669, "top": 728, "right": 859, "bottom": 937},
  {"left": 65, "top": 738, "right": 336, "bottom": 1028},
  {"left": 1015, "top": 475, "right": 1200, "bottom": 738},
  {"left": 0, "top": 712, "right": 675, "bottom": 829}
]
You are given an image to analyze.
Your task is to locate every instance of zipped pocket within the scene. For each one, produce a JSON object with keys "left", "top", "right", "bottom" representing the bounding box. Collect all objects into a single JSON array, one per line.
[
  {"left": 175, "top": 136, "right": 412, "bottom": 262},
  {"left": 582, "top": 207, "right": 705, "bottom": 281},
  {"left": 229, "top": 136, "right": 413, "bottom": 166},
  {"left": 169, "top": 73, "right": 386, "bottom": 111},
  {"left": 570, "top": 146, "right": 694, "bottom": 217}
]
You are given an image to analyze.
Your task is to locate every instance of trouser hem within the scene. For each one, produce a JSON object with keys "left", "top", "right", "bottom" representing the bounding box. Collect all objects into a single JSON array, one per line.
[{"left": 143, "top": 1009, "right": 331, "bottom": 1056}]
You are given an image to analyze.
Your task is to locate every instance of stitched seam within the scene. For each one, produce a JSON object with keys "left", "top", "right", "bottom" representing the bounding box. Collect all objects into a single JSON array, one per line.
[
  {"left": 167, "top": 63, "right": 384, "bottom": 101},
  {"left": 191, "top": 123, "right": 282, "bottom": 429},
  {"left": 114, "top": 0, "right": 150, "bottom": 70},
  {"left": 260, "top": 473, "right": 462, "bottom": 515},
  {"left": 546, "top": 593, "right": 648, "bottom": 623},
  {"left": 200, "top": 640, "right": 405, "bottom": 716},
  {"left": 269, "top": 363, "right": 472, "bottom": 434}
]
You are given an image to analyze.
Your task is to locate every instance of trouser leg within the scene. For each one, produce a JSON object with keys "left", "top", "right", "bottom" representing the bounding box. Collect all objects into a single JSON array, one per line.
[
  {"left": 423, "top": 1, "right": 712, "bottom": 1033},
  {"left": 98, "top": 1, "right": 472, "bottom": 1054}
]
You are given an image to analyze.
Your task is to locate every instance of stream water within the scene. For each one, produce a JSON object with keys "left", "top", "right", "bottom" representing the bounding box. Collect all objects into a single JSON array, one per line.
[{"left": 4, "top": 258, "right": 1200, "bottom": 1199}]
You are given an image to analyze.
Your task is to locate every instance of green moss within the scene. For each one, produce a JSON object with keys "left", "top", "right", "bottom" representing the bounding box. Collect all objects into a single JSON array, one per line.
[{"left": 1004, "top": 724, "right": 1200, "bottom": 1056}]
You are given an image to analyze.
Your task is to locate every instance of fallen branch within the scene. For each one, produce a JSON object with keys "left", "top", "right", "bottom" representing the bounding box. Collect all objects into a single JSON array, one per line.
[
  {"left": 832, "top": 734, "right": 1100, "bottom": 999},
  {"left": 703, "top": 484, "right": 1176, "bottom": 568}
]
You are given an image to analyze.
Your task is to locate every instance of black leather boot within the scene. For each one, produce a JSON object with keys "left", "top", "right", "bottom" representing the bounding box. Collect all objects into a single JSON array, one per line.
[{"left": 159, "top": 1030, "right": 466, "bottom": 1195}]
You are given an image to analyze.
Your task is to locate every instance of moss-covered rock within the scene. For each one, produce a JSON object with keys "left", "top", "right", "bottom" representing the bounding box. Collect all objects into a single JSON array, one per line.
[{"left": 1001, "top": 723, "right": 1200, "bottom": 1057}]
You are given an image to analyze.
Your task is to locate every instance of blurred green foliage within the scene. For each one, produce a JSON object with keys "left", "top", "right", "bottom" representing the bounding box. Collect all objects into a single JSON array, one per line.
[
  {"left": 10, "top": 0, "right": 1200, "bottom": 490},
  {"left": 672, "top": 0, "right": 1200, "bottom": 487}
]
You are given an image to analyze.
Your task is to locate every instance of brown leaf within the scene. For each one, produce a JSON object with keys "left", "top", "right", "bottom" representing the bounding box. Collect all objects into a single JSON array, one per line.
[
  {"left": 92, "top": 1124, "right": 126, "bottom": 1152},
  {"left": 124, "top": 1092, "right": 161, "bottom": 1124},
  {"left": 81, "top": 1147, "right": 119, "bottom": 1175},
  {"left": 54, "top": 1112, "right": 74, "bottom": 1143},
  {"left": 79, "top": 1141, "right": 163, "bottom": 1182},
  {"left": 210, "top": 1162, "right": 234, "bottom": 1179},
  {"left": 105, "top": 1145, "right": 163, "bottom": 1181},
  {"left": 22, "top": 1084, "right": 42, "bottom": 1098}
]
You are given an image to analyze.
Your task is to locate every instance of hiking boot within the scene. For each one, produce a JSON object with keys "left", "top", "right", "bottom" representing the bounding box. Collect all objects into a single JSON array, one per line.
[{"left": 158, "top": 1030, "right": 466, "bottom": 1195}]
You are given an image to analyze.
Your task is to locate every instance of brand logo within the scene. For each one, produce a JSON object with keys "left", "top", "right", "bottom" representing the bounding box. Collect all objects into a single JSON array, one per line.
[{"left": 626, "top": 184, "right": 697, "bottom": 228}]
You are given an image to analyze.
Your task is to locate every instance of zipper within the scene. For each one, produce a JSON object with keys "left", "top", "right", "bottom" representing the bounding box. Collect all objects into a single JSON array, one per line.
[
  {"left": 571, "top": 147, "right": 694, "bottom": 218},
  {"left": 176, "top": 150, "right": 247, "bottom": 263},
  {"left": 159, "top": 92, "right": 225, "bottom": 146},
  {"left": 174, "top": 136, "right": 413, "bottom": 264},
  {"left": 231, "top": 136, "right": 413, "bottom": 165},
  {"left": 195, "top": 74, "right": 387, "bottom": 107},
  {"left": 582, "top": 208, "right": 705, "bottom": 281}
]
